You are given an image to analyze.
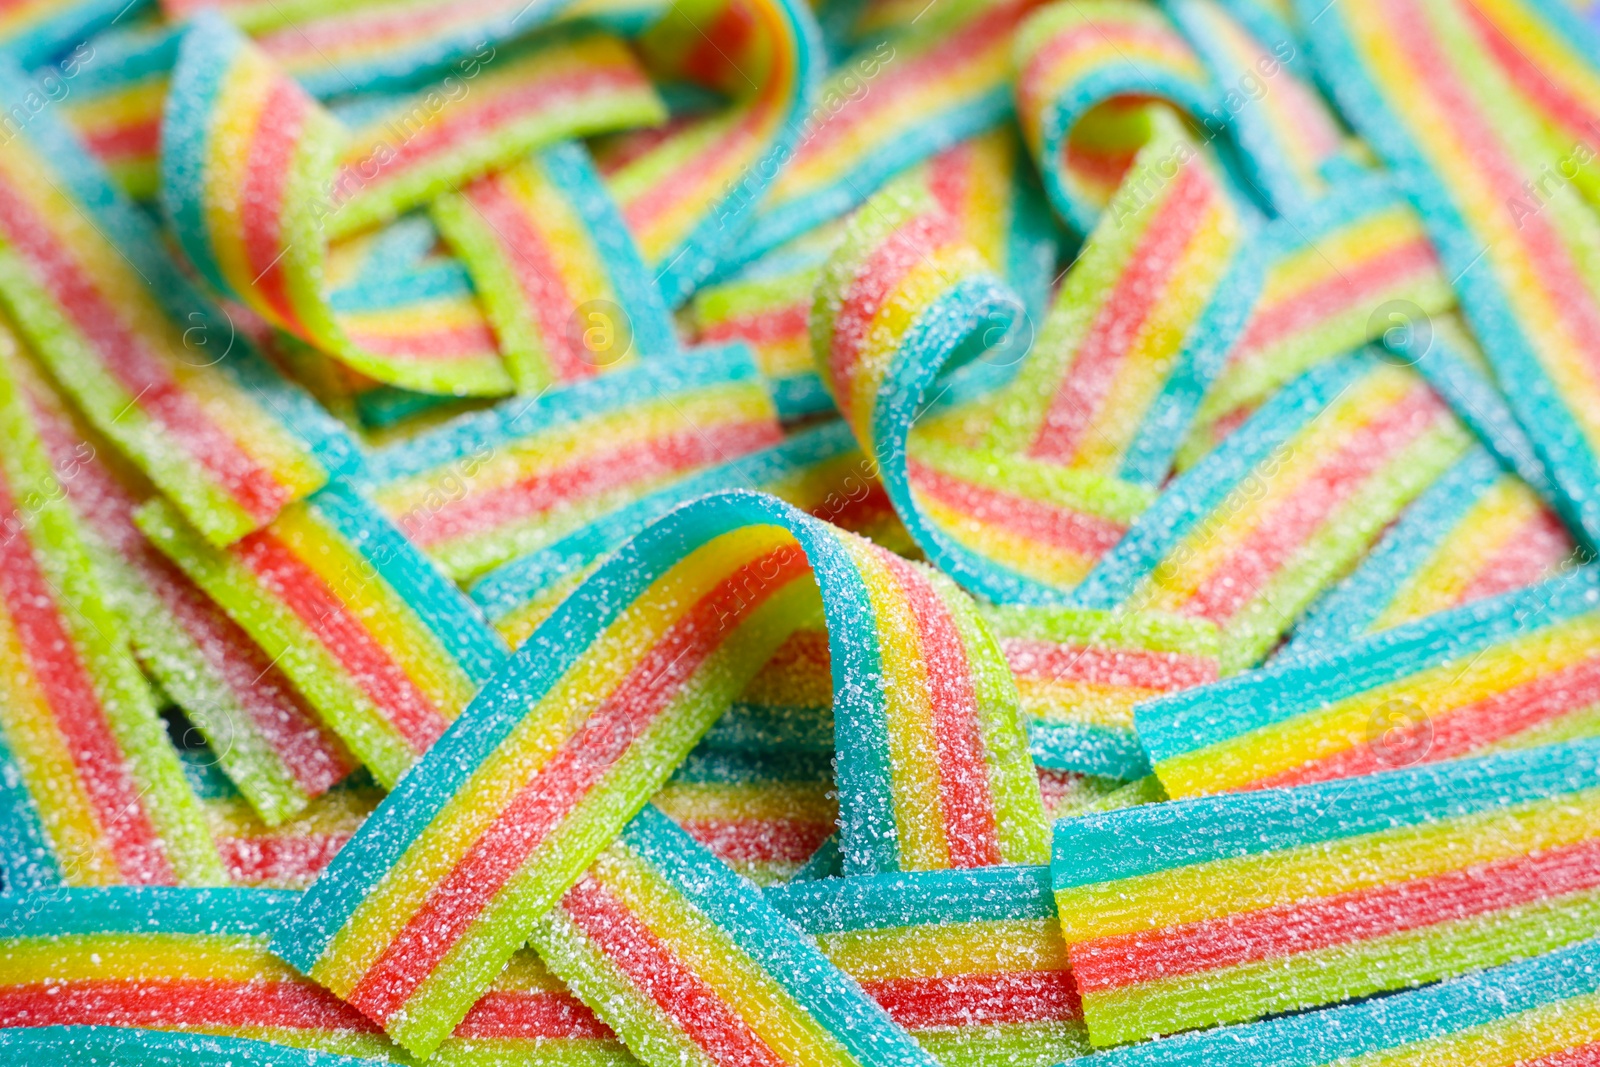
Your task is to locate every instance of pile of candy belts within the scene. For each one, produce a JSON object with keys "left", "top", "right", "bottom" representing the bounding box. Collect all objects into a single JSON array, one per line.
[{"left": 5, "top": 0, "right": 1600, "bottom": 1064}]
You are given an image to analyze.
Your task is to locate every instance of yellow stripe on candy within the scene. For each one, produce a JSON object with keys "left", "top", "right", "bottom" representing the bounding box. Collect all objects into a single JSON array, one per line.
[
  {"left": 1055, "top": 787, "right": 1600, "bottom": 942},
  {"left": 1159, "top": 613, "right": 1600, "bottom": 795},
  {"left": 816, "top": 919, "right": 1068, "bottom": 981},
  {"left": 314, "top": 525, "right": 800, "bottom": 996}
]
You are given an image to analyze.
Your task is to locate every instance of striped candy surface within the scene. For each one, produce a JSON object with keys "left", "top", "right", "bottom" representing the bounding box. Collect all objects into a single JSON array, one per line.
[
  {"left": 1074, "top": 353, "right": 1474, "bottom": 671},
  {"left": 532, "top": 805, "right": 941, "bottom": 1067},
  {"left": 277, "top": 490, "right": 1046, "bottom": 1055},
  {"left": 1052, "top": 739, "right": 1600, "bottom": 1046},
  {"left": 136, "top": 481, "right": 509, "bottom": 789},
  {"left": 768, "top": 864, "right": 1090, "bottom": 1067},
  {"left": 1136, "top": 569, "right": 1600, "bottom": 798},
  {"left": 1075, "top": 935, "right": 1600, "bottom": 1066},
  {"left": 5, "top": 331, "right": 355, "bottom": 827},
  {"left": 0, "top": 333, "right": 222, "bottom": 890},
  {"left": 0, "top": 55, "right": 351, "bottom": 546}
]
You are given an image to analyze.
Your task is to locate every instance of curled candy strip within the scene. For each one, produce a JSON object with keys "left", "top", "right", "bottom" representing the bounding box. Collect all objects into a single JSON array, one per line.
[
  {"left": 277, "top": 490, "right": 1047, "bottom": 1056},
  {"left": 160, "top": 15, "right": 665, "bottom": 396}
]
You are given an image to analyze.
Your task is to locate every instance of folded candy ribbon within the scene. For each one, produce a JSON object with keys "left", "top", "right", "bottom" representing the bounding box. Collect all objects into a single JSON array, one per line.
[
  {"left": 276, "top": 490, "right": 1046, "bottom": 1055},
  {"left": 160, "top": 14, "right": 665, "bottom": 396},
  {"left": 0, "top": 56, "right": 355, "bottom": 547}
]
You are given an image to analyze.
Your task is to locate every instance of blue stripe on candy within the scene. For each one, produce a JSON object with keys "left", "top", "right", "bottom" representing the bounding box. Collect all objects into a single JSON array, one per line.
[
  {"left": 1075, "top": 351, "right": 1370, "bottom": 609},
  {"left": 0, "top": 1026, "right": 376, "bottom": 1066},
  {"left": 359, "top": 344, "right": 763, "bottom": 486},
  {"left": 467, "top": 419, "right": 859, "bottom": 621},
  {"left": 0, "top": 887, "right": 297, "bottom": 938},
  {"left": 766, "top": 863, "right": 1056, "bottom": 932},
  {"left": 1027, "top": 720, "right": 1151, "bottom": 780},
  {"left": 1134, "top": 567, "right": 1600, "bottom": 762},
  {"left": 309, "top": 481, "right": 508, "bottom": 685},
  {"left": 621, "top": 806, "right": 938, "bottom": 1067},
  {"left": 1076, "top": 936, "right": 1600, "bottom": 1066},
  {"left": 539, "top": 141, "right": 679, "bottom": 361},
  {"left": 1285, "top": 446, "right": 1503, "bottom": 652},
  {"left": 1052, "top": 738, "right": 1600, "bottom": 890}
]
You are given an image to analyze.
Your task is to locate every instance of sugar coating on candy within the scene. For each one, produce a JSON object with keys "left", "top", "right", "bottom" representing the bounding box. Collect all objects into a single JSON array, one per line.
[
  {"left": 532, "top": 805, "right": 942, "bottom": 1067},
  {"left": 1065, "top": 934, "right": 1600, "bottom": 1066},
  {"left": 1052, "top": 740, "right": 1600, "bottom": 1047},
  {"left": 1136, "top": 569, "right": 1600, "bottom": 798},
  {"left": 598, "top": 0, "right": 821, "bottom": 304},
  {"left": 361, "top": 346, "right": 783, "bottom": 582},
  {"left": 1287, "top": 445, "right": 1576, "bottom": 653},
  {"left": 1310, "top": 0, "right": 1600, "bottom": 546},
  {"left": 0, "top": 334, "right": 223, "bottom": 889},
  {"left": 135, "top": 482, "right": 508, "bottom": 789},
  {"left": 985, "top": 605, "right": 1220, "bottom": 781},
  {"left": 5, "top": 337, "right": 356, "bottom": 827},
  {"left": 0, "top": 886, "right": 640, "bottom": 1063},
  {"left": 276, "top": 491, "right": 1045, "bottom": 1056},
  {"left": 767, "top": 864, "right": 1091, "bottom": 1066},
  {"left": 431, "top": 141, "right": 678, "bottom": 395},
  {"left": 1076, "top": 353, "right": 1473, "bottom": 672},
  {"left": 0, "top": 58, "right": 347, "bottom": 546},
  {"left": 654, "top": 746, "right": 837, "bottom": 885}
]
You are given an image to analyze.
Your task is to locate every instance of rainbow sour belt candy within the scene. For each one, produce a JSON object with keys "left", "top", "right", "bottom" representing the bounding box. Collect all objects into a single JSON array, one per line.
[
  {"left": 766, "top": 864, "right": 1089, "bottom": 1067},
  {"left": 431, "top": 141, "right": 679, "bottom": 394},
  {"left": 0, "top": 1028, "right": 378, "bottom": 1067},
  {"left": 1073, "top": 352, "right": 1474, "bottom": 671},
  {"left": 362, "top": 345, "right": 783, "bottom": 582},
  {"left": 278, "top": 490, "right": 1046, "bottom": 1055},
  {"left": 136, "top": 481, "right": 509, "bottom": 788},
  {"left": 599, "top": 0, "right": 821, "bottom": 303},
  {"left": 531, "top": 804, "right": 941, "bottom": 1067},
  {"left": 160, "top": 14, "right": 664, "bottom": 396},
  {"left": 1287, "top": 445, "right": 1576, "bottom": 653},
  {"left": 1134, "top": 568, "right": 1600, "bottom": 798},
  {"left": 468, "top": 420, "right": 894, "bottom": 644},
  {"left": 0, "top": 340, "right": 222, "bottom": 890},
  {"left": 1072, "top": 935, "right": 1600, "bottom": 1066},
  {"left": 984, "top": 605, "right": 1220, "bottom": 780},
  {"left": 1052, "top": 738, "right": 1600, "bottom": 1047},
  {"left": 6, "top": 334, "right": 355, "bottom": 827},
  {"left": 654, "top": 746, "right": 836, "bottom": 886},
  {"left": 1309, "top": 0, "right": 1600, "bottom": 548},
  {"left": 0, "top": 56, "right": 354, "bottom": 547},
  {"left": 0, "top": 886, "right": 639, "bottom": 1066}
]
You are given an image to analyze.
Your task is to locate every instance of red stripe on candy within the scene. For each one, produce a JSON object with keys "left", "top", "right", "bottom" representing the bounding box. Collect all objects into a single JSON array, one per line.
[
  {"left": 907, "top": 460, "right": 1129, "bottom": 556},
  {"left": 861, "top": 969, "right": 1083, "bottom": 1029},
  {"left": 1000, "top": 638, "right": 1217, "bottom": 690},
  {"left": 1029, "top": 162, "right": 1215, "bottom": 464},
  {"left": 234, "top": 528, "right": 450, "bottom": 754},
  {"left": 0, "top": 979, "right": 378, "bottom": 1032},
  {"left": 0, "top": 472, "right": 175, "bottom": 885},
  {"left": 879, "top": 550, "right": 1003, "bottom": 867},
  {"left": 1071, "top": 836, "right": 1600, "bottom": 993},
  {"left": 454, "top": 988, "right": 614, "bottom": 1040},
  {"left": 398, "top": 420, "right": 782, "bottom": 548},
  {"left": 344, "top": 547, "right": 813, "bottom": 1026},
  {"left": 0, "top": 171, "right": 291, "bottom": 524},
  {"left": 560, "top": 874, "right": 787, "bottom": 1065}
]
